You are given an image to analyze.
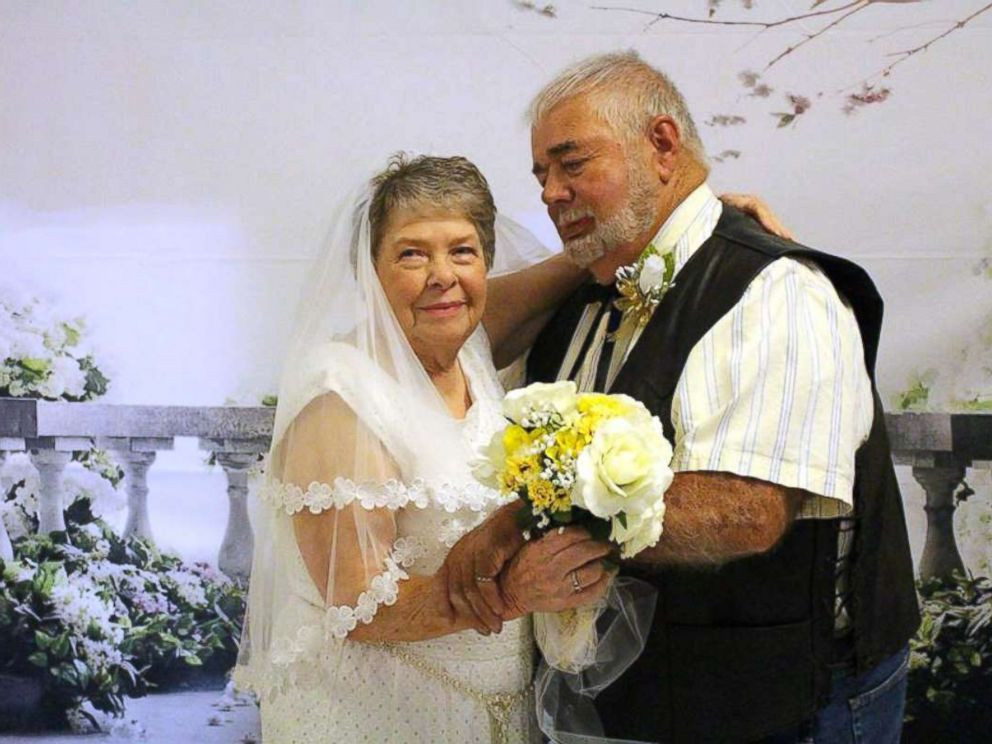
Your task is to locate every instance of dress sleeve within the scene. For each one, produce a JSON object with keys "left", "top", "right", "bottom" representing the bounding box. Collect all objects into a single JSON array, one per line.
[
  {"left": 261, "top": 392, "right": 425, "bottom": 638},
  {"left": 670, "top": 258, "right": 874, "bottom": 516}
]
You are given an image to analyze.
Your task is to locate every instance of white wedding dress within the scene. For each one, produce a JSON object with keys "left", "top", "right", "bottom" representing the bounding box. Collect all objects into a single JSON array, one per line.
[{"left": 236, "top": 333, "right": 540, "bottom": 744}]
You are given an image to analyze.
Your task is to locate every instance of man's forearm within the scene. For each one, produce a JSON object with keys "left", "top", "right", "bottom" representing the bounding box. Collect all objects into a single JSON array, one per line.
[{"left": 631, "top": 471, "right": 802, "bottom": 566}]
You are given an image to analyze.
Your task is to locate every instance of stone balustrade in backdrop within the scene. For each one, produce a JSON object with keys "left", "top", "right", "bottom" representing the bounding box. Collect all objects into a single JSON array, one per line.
[
  {"left": 0, "top": 398, "right": 273, "bottom": 579},
  {"left": 0, "top": 399, "right": 990, "bottom": 582}
]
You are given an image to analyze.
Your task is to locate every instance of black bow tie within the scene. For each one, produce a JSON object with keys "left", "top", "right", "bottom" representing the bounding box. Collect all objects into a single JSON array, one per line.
[{"left": 582, "top": 281, "right": 620, "bottom": 305}]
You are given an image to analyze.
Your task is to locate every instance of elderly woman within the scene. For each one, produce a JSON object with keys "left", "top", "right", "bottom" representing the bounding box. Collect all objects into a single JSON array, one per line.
[
  {"left": 234, "top": 154, "right": 784, "bottom": 743},
  {"left": 234, "top": 155, "right": 616, "bottom": 743}
]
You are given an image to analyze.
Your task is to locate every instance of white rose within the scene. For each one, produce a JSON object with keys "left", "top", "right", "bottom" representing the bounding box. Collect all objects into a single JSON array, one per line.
[
  {"left": 637, "top": 253, "right": 668, "bottom": 295},
  {"left": 502, "top": 380, "right": 578, "bottom": 424},
  {"left": 471, "top": 430, "right": 507, "bottom": 489},
  {"left": 573, "top": 415, "right": 673, "bottom": 519},
  {"left": 611, "top": 498, "right": 666, "bottom": 558}
]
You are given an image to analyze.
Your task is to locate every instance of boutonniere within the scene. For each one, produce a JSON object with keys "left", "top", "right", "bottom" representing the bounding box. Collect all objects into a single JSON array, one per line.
[{"left": 613, "top": 243, "right": 676, "bottom": 331}]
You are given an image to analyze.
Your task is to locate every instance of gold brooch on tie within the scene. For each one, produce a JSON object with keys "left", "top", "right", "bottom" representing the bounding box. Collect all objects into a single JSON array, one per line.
[{"left": 613, "top": 243, "right": 676, "bottom": 334}]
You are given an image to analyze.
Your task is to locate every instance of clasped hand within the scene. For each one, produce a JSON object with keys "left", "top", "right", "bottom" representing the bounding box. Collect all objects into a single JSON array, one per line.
[{"left": 438, "top": 502, "right": 614, "bottom": 635}]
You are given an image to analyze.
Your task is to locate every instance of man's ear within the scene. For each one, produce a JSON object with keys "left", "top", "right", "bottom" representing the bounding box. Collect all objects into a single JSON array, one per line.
[{"left": 647, "top": 115, "right": 681, "bottom": 183}]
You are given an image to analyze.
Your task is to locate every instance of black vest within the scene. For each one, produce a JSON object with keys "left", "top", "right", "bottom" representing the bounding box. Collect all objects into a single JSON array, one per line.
[{"left": 527, "top": 206, "right": 920, "bottom": 743}]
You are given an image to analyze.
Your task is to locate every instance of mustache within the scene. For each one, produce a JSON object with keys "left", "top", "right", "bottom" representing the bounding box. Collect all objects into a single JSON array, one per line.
[{"left": 555, "top": 208, "right": 594, "bottom": 229}]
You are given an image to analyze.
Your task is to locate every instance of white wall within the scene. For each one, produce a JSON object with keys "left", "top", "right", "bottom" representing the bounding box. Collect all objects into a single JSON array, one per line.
[{"left": 3, "top": 0, "right": 991, "bottom": 565}]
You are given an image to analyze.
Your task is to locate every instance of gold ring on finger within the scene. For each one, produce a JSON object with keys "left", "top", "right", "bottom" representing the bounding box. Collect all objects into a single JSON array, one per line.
[{"left": 570, "top": 569, "right": 582, "bottom": 593}]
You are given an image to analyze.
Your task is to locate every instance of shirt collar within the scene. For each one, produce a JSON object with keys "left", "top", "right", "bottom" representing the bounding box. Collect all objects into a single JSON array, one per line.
[{"left": 644, "top": 182, "right": 722, "bottom": 279}]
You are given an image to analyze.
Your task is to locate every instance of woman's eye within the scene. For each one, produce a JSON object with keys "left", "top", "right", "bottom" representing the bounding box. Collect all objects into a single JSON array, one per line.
[
  {"left": 398, "top": 248, "right": 425, "bottom": 260},
  {"left": 451, "top": 246, "right": 479, "bottom": 262}
]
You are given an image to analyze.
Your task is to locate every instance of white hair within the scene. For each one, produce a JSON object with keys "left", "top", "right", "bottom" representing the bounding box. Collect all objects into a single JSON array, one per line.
[{"left": 529, "top": 50, "right": 707, "bottom": 165}]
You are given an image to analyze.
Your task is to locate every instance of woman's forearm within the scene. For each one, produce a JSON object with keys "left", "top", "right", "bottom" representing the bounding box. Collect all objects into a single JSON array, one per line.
[
  {"left": 348, "top": 574, "right": 481, "bottom": 643},
  {"left": 483, "top": 254, "right": 586, "bottom": 367},
  {"left": 294, "top": 511, "right": 482, "bottom": 642}
]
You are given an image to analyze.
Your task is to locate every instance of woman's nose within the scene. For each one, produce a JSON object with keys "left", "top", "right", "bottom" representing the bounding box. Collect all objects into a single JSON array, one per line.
[{"left": 427, "top": 260, "right": 457, "bottom": 289}]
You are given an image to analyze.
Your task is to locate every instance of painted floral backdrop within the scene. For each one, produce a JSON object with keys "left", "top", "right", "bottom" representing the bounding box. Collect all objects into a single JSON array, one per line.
[{"left": 1, "top": 0, "right": 990, "bottom": 738}]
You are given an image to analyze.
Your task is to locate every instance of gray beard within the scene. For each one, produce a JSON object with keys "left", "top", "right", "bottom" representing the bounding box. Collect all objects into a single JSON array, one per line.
[{"left": 562, "top": 167, "right": 660, "bottom": 270}]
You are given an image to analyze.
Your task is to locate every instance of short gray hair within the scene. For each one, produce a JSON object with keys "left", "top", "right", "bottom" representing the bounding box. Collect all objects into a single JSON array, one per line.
[
  {"left": 529, "top": 50, "right": 706, "bottom": 164},
  {"left": 368, "top": 154, "right": 497, "bottom": 268}
]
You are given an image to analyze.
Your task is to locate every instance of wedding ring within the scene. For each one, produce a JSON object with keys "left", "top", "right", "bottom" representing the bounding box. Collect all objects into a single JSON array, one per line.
[
  {"left": 475, "top": 575, "right": 496, "bottom": 583},
  {"left": 570, "top": 569, "right": 582, "bottom": 593}
]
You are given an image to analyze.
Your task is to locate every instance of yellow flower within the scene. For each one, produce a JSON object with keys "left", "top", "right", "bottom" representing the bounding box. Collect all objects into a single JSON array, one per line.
[
  {"left": 501, "top": 453, "right": 540, "bottom": 492},
  {"left": 527, "top": 478, "right": 556, "bottom": 510},
  {"left": 548, "top": 428, "right": 584, "bottom": 461},
  {"left": 527, "top": 478, "right": 572, "bottom": 513},
  {"left": 502, "top": 425, "right": 531, "bottom": 456},
  {"left": 577, "top": 393, "right": 631, "bottom": 419},
  {"left": 574, "top": 413, "right": 602, "bottom": 444}
]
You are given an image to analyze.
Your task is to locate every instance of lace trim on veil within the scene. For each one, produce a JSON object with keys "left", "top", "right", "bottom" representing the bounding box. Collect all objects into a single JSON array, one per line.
[
  {"left": 235, "top": 535, "right": 426, "bottom": 699},
  {"left": 323, "top": 536, "right": 424, "bottom": 638},
  {"left": 259, "top": 476, "right": 514, "bottom": 515}
]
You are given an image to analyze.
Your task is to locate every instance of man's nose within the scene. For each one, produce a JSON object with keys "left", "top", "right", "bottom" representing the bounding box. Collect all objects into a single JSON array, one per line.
[{"left": 541, "top": 169, "right": 572, "bottom": 206}]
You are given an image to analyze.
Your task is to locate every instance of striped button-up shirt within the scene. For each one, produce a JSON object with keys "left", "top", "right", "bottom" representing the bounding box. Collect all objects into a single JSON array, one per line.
[{"left": 560, "top": 183, "right": 874, "bottom": 518}]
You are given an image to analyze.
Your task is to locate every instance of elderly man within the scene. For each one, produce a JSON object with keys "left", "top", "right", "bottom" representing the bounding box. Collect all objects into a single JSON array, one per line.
[
  {"left": 449, "top": 51, "right": 920, "bottom": 743},
  {"left": 527, "top": 51, "right": 919, "bottom": 743}
]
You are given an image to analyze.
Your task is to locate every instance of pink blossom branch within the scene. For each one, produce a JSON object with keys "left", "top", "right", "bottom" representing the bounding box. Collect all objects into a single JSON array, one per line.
[
  {"left": 513, "top": 0, "right": 557, "bottom": 17},
  {"left": 591, "top": 1, "right": 868, "bottom": 31},
  {"left": 764, "top": 3, "right": 872, "bottom": 71},
  {"left": 876, "top": 1, "right": 992, "bottom": 79}
]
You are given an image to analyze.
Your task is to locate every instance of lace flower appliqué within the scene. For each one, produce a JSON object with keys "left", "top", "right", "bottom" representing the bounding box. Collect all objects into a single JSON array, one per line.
[
  {"left": 322, "top": 537, "right": 426, "bottom": 639},
  {"left": 260, "top": 477, "right": 509, "bottom": 515}
]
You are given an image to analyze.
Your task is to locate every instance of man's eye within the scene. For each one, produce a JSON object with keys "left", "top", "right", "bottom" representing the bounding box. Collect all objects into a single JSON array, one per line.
[{"left": 562, "top": 159, "right": 587, "bottom": 174}]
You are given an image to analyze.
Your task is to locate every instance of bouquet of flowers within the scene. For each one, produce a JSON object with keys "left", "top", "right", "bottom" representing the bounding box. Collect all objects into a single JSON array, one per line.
[
  {"left": 0, "top": 295, "right": 109, "bottom": 401},
  {"left": 475, "top": 380, "right": 673, "bottom": 559},
  {"left": 474, "top": 381, "right": 673, "bottom": 673}
]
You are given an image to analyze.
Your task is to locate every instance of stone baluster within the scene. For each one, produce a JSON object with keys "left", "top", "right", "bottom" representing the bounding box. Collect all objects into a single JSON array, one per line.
[
  {"left": 213, "top": 451, "right": 262, "bottom": 581},
  {"left": 0, "top": 450, "right": 11, "bottom": 560},
  {"left": 101, "top": 437, "right": 174, "bottom": 543},
  {"left": 29, "top": 448, "right": 73, "bottom": 534},
  {"left": 118, "top": 450, "right": 157, "bottom": 540},
  {"left": 0, "top": 517, "right": 11, "bottom": 561},
  {"left": 912, "top": 463, "right": 967, "bottom": 581},
  {"left": 27, "top": 436, "right": 89, "bottom": 535}
]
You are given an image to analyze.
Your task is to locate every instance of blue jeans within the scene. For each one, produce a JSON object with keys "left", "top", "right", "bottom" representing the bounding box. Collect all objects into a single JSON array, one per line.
[{"left": 761, "top": 646, "right": 910, "bottom": 744}]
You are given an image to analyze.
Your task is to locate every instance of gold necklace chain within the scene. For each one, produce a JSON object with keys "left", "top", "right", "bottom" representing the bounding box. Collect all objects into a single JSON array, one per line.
[{"left": 374, "top": 643, "right": 532, "bottom": 744}]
